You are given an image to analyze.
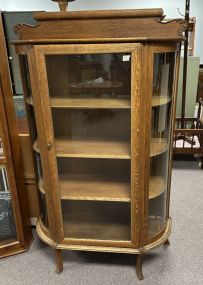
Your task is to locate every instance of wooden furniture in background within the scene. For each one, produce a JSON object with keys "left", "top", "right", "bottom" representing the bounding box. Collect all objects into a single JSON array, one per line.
[
  {"left": 14, "top": 6, "right": 185, "bottom": 280},
  {"left": 174, "top": 99, "right": 203, "bottom": 168},
  {"left": 0, "top": 12, "right": 32, "bottom": 258},
  {"left": 1, "top": 11, "right": 40, "bottom": 224}
]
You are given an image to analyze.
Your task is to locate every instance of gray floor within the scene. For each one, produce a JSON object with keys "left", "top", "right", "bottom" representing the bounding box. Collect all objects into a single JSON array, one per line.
[{"left": 1, "top": 160, "right": 203, "bottom": 285}]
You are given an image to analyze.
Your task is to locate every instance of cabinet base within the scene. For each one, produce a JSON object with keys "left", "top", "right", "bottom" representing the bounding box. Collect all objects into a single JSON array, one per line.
[{"left": 36, "top": 217, "right": 172, "bottom": 279}]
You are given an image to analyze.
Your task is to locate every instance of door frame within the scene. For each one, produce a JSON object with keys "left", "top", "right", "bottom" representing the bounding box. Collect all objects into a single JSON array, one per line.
[{"left": 29, "top": 43, "right": 146, "bottom": 248}]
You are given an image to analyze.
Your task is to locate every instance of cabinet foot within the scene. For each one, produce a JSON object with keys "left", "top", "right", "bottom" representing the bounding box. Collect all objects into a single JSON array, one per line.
[
  {"left": 164, "top": 239, "right": 170, "bottom": 246},
  {"left": 136, "top": 254, "right": 144, "bottom": 280},
  {"left": 55, "top": 249, "right": 63, "bottom": 274}
]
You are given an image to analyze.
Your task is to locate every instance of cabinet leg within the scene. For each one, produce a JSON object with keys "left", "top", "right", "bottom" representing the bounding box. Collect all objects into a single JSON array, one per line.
[
  {"left": 55, "top": 249, "right": 63, "bottom": 274},
  {"left": 164, "top": 239, "right": 170, "bottom": 246},
  {"left": 136, "top": 254, "right": 144, "bottom": 280}
]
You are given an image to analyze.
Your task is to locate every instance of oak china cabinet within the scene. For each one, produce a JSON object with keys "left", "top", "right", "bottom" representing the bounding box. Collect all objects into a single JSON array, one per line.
[
  {"left": 14, "top": 0, "right": 186, "bottom": 279},
  {"left": 0, "top": 13, "right": 32, "bottom": 258}
]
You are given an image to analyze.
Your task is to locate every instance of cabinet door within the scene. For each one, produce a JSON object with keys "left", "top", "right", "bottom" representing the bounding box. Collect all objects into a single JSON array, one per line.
[
  {"left": 148, "top": 44, "right": 179, "bottom": 241},
  {"left": 30, "top": 44, "right": 143, "bottom": 248}
]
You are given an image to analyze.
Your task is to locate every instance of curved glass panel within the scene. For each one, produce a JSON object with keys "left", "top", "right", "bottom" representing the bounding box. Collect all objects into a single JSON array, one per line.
[
  {"left": 19, "top": 55, "right": 49, "bottom": 228},
  {"left": 148, "top": 52, "right": 175, "bottom": 238}
]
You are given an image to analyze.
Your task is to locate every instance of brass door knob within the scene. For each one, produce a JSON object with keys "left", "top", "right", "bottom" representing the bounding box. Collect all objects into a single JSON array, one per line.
[{"left": 46, "top": 143, "right": 52, "bottom": 150}]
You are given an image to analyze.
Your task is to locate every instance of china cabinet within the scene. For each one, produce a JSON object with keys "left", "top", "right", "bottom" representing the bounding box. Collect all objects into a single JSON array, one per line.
[
  {"left": 14, "top": 1, "right": 185, "bottom": 279},
  {"left": 0, "top": 13, "right": 32, "bottom": 258}
]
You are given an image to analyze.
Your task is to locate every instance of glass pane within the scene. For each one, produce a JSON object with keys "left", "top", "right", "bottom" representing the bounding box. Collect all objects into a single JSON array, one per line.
[
  {"left": 45, "top": 53, "right": 131, "bottom": 241},
  {"left": 62, "top": 201, "right": 130, "bottom": 241},
  {"left": 0, "top": 166, "right": 16, "bottom": 243},
  {"left": 46, "top": 54, "right": 130, "bottom": 100},
  {"left": 13, "top": 95, "right": 29, "bottom": 134},
  {"left": 19, "top": 55, "right": 32, "bottom": 98},
  {"left": 148, "top": 52, "right": 175, "bottom": 238}
]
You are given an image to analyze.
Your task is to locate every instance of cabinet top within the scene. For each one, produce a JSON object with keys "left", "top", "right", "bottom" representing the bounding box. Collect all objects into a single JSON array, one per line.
[
  {"left": 33, "top": 8, "right": 164, "bottom": 21},
  {"left": 13, "top": 8, "right": 186, "bottom": 45}
]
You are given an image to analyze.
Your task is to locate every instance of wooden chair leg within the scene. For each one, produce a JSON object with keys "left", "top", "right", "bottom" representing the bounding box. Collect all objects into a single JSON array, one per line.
[
  {"left": 164, "top": 239, "right": 170, "bottom": 246},
  {"left": 136, "top": 254, "right": 144, "bottom": 280},
  {"left": 55, "top": 249, "right": 63, "bottom": 274}
]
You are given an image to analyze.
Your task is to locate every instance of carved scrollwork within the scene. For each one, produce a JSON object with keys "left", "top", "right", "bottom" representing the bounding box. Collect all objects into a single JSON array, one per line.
[
  {"left": 156, "top": 18, "right": 188, "bottom": 37},
  {"left": 14, "top": 24, "right": 26, "bottom": 40},
  {"left": 14, "top": 23, "right": 40, "bottom": 40}
]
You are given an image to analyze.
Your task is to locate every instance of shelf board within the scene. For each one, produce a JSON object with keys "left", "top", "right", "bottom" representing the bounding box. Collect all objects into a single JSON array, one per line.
[
  {"left": 33, "top": 137, "right": 168, "bottom": 158},
  {"left": 33, "top": 137, "right": 130, "bottom": 159},
  {"left": 26, "top": 97, "right": 33, "bottom": 106},
  {"left": 27, "top": 96, "right": 170, "bottom": 109},
  {"left": 39, "top": 175, "right": 130, "bottom": 202},
  {"left": 152, "top": 96, "right": 171, "bottom": 107},
  {"left": 0, "top": 157, "right": 6, "bottom": 164},
  {"left": 52, "top": 97, "right": 130, "bottom": 109},
  {"left": 150, "top": 138, "right": 168, "bottom": 157},
  {"left": 149, "top": 176, "right": 166, "bottom": 199},
  {"left": 38, "top": 175, "right": 165, "bottom": 201},
  {"left": 26, "top": 97, "right": 130, "bottom": 109}
]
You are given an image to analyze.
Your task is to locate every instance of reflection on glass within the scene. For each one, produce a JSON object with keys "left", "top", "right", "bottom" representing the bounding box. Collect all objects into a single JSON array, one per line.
[
  {"left": 149, "top": 52, "right": 175, "bottom": 238},
  {"left": 46, "top": 53, "right": 131, "bottom": 100},
  {"left": 19, "top": 55, "right": 32, "bottom": 98},
  {"left": 45, "top": 53, "right": 132, "bottom": 241},
  {"left": 0, "top": 167, "right": 16, "bottom": 242},
  {"left": 13, "top": 95, "right": 28, "bottom": 134}
]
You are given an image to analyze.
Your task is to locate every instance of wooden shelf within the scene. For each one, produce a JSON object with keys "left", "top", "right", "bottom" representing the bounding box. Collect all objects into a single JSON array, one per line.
[
  {"left": 152, "top": 96, "right": 171, "bottom": 107},
  {"left": 26, "top": 97, "right": 33, "bottom": 106},
  {"left": 39, "top": 175, "right": 130, "bottom": 202},
  {"left": 33, "top": 137, "right": 130, "bottom": 159},
  {"left": 26, "top": 97, "right": 130, "bottom": 109},
  {"left": 150, "top": 138, "right": 168, "bottom": 157},
  {"left": 0, "top": 157, "right": 6, "bottom": 164},
  {"left": 27, "top": 96, "right": 171, "bottom": 109},
  {"left": 149, "top": 176, "right": 166, "bottom": 199},
  {"left": 38, "top": 175, "right": 165, "bottom": 201},
  {"left": 52, "top": 97, "right": 130, "bottom": 109},
  {"left": 62, "top": 201, "right": 131, "bottom": 241},
  {"left": 33, "top": 137, "right": 168, "bottom": 158}
]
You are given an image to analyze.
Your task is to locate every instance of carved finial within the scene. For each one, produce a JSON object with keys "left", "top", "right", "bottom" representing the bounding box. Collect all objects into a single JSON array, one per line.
[{"left": 51, "top": 0, "right": 75, "bottom": 12}]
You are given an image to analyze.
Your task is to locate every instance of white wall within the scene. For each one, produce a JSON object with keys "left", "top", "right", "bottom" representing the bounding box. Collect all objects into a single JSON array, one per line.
[{"left": 0, "top": 0, "right": 202, "bottom": 62}]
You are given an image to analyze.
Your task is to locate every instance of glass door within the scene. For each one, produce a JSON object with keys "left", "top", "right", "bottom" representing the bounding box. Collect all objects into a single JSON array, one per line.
[
  {"left": 32, "top": 44, "right": 142, "bottom": 247},
  {"left": 148, "top": 46, "right": 177, "bottom": 239}
]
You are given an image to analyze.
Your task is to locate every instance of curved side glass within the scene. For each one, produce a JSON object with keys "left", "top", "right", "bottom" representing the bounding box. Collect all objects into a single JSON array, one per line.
[
  {"left": 19, "top": 55, "right": 49, "bottom": 229},
  {"left": 148, "top": 52, "right": 175, "bottom": 238}
]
